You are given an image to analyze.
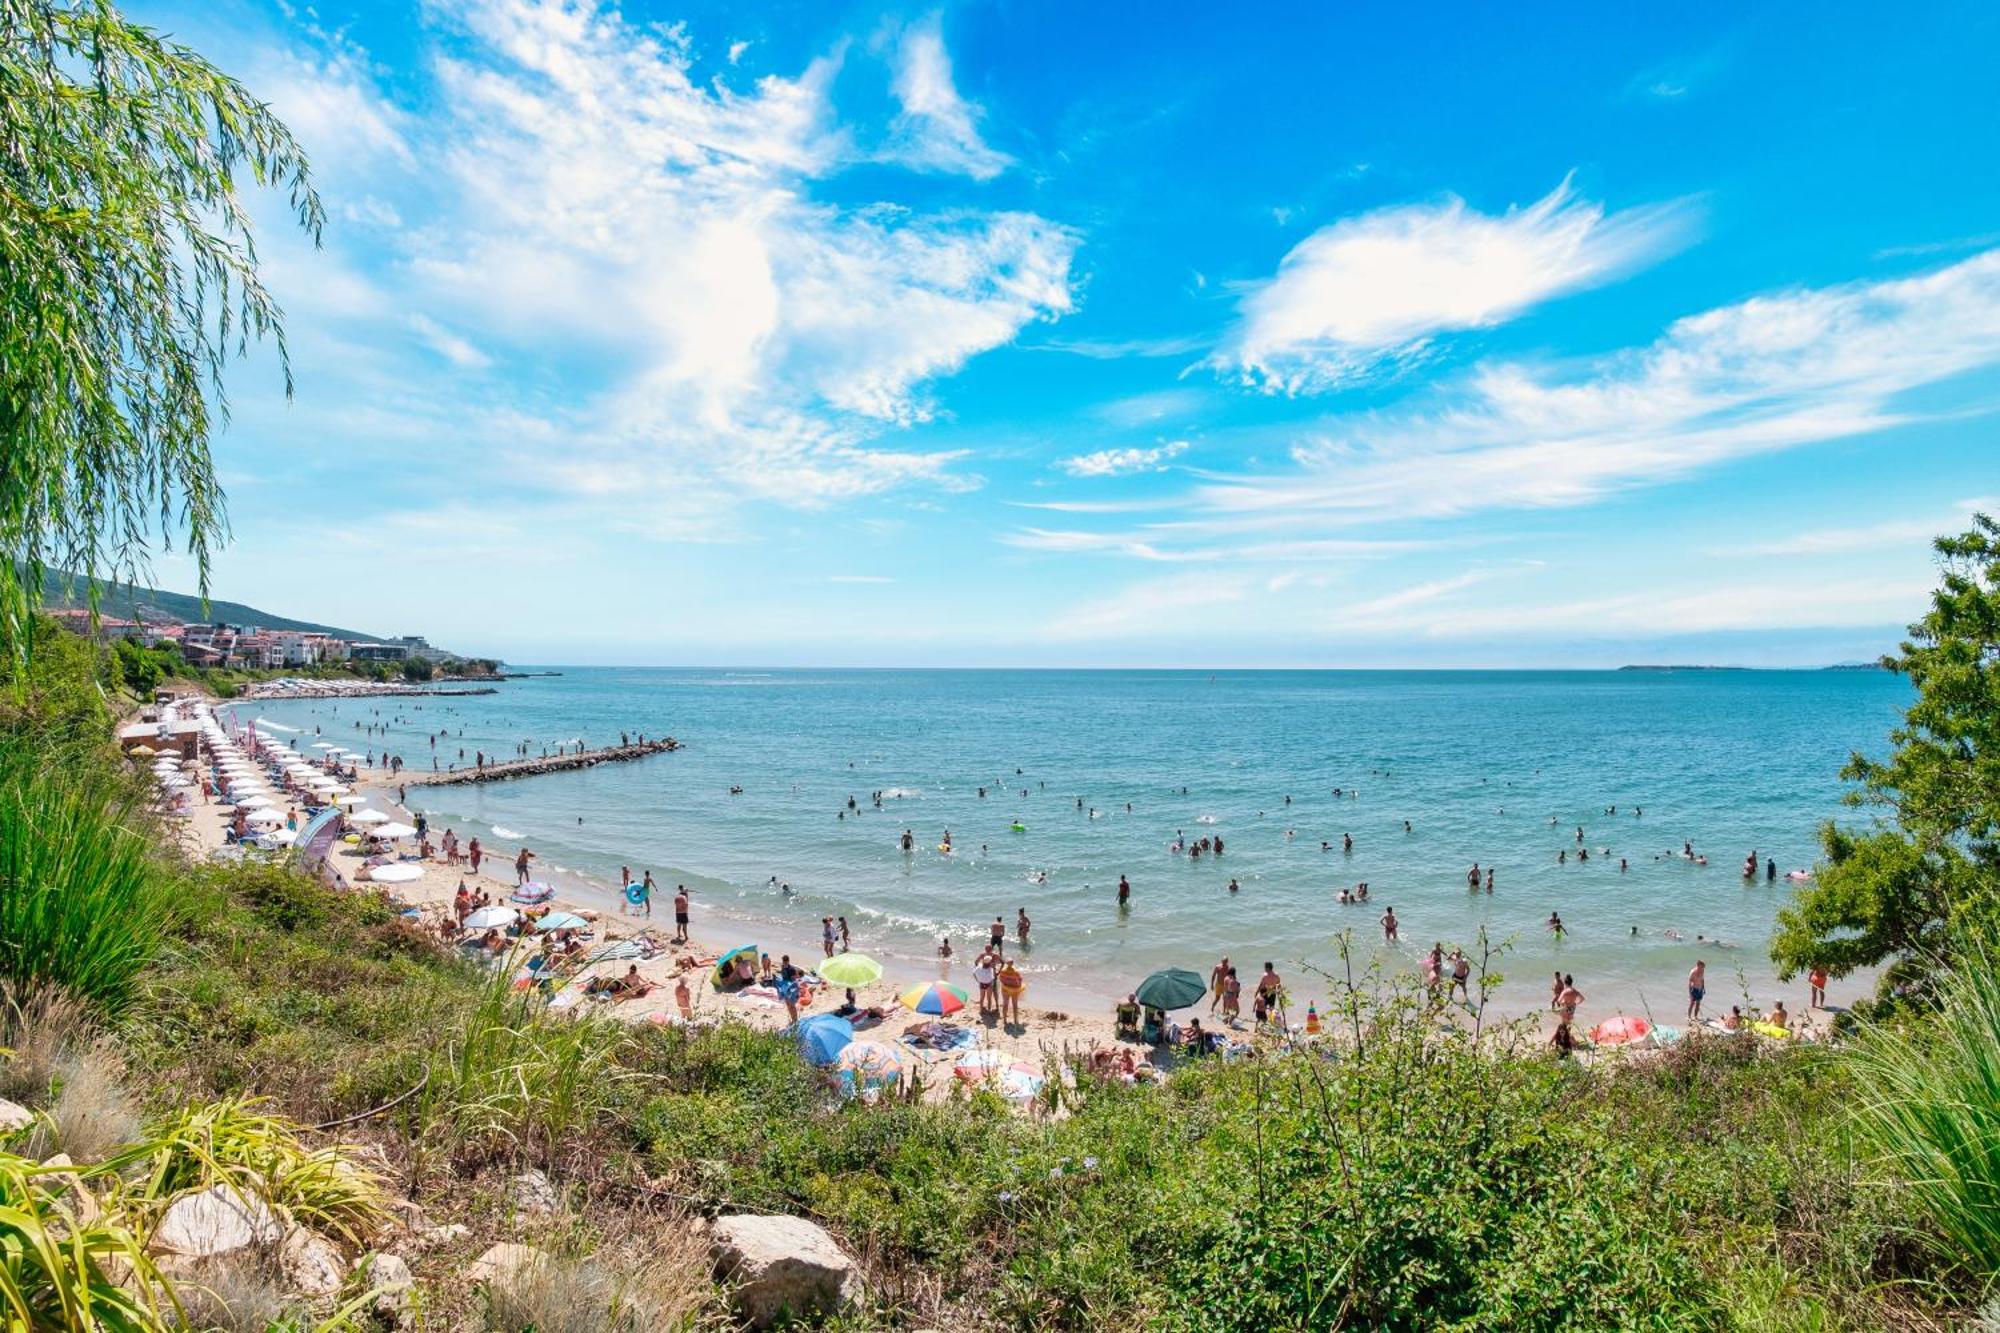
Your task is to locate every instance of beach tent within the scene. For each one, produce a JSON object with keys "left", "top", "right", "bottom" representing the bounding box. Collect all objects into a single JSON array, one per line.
[
  {"left": 1135, "top": 967, "right": 1207, "bottom": 1011},
  {"left": 464, "top": 905, "right": 519, "bottom": 931},
  {"left": 818, "top": 954, "right": 883, "bottom": 987},
  {"left": 292, "top": 808, "right": 344, "bottom": 874},
  {"left": 512, "top": 881, "right": 556, "bottom": 905},
  {"left": 714, "top": 945, "right": 758, "bottom": 981},
  {"left": 795, "top": 1014, "right": 855, "bottom": 1066}
]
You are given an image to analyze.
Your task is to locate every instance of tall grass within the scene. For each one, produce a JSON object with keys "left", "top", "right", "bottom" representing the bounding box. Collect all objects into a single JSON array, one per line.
[
  {"left": 1848, "top": 948, "right": 2000, "bottom": 1290},
  {"left": 415, "top": 967, "right": 635, "bottom": 1167},
  {"left": 0, "top": 740, "right": 171, "bottom": 1012}
]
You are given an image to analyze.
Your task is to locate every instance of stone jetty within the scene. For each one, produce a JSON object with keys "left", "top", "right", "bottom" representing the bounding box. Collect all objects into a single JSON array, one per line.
[{"left": 405, "top": 738, "right": 679, "bottom": 786}]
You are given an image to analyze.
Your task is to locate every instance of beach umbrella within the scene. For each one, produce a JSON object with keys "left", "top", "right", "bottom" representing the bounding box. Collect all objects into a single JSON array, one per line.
[
  {"left": 953, "top": 1048, "right": 1010, "bottom": 1080},
  {"left": 129, "top": 744, "right": 158, "bottom": 757},
  {"left": 370, "top": 821, "right": 418, "bottom": 839},
  {"left": 835, "top": 1040, "right": 901, "bottom": 1081},
  {"left": 818, "top": 953, "right": 883, "bottom": 987},
  {"left": 312, "top": 742, "right": 336, "bottom": 750},
  {"left": 243, "top": 808, "right": 284, "bottom": 825},
  {"left": 350, "top": 808, "right": 390, "bottom": 825},
  {"left": 714, "top": 944, "right": 758, "bottom": 979},
  {"left": 1589, "top": 1015, "right": 1652, "bottom": 1046},
  {"left": 512, "top": 880, "right": 556, "bottom": 904},
  {"left": 369, "top": 863, "right": 422, "bottom": 884},
  {"left": 1134, "top": 967, "right": 1207, "bottom": 1011},
  {"left": 261, "top": 828, "right": 298, "bottom": 846},
  {"left": 1648, "top": 1024, "right": 1685, "bottom": 1048},
  {"left": 535, "top": 911, "right": 589, "bottom": 931},
  {"left": 998, "top": 1062, "right": 1045, "bottom": 1101},
  {"left": 463, "top": 905, "right": 519, "bottom": 930},
  {"left": 897, "top": 981, "right": 968, "bottom": 1016},
  {"left": 235, "top": 794, "right": 275, "bottom": 809},
  {"left": 794, "top": 1014, "right": 855, "bottom": 1067}
]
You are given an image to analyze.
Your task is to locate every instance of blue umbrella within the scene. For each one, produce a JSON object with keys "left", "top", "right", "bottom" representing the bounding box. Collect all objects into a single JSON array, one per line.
[
  {"left": 535, "top": 911, "right": 589, "bottom": 931},
  {"left": 795, "top": 1014, "right": 855, "bottom": 1067}
]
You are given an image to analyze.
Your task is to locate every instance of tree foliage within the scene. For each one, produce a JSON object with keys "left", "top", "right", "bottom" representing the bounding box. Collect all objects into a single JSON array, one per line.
[
  {"left": 1773, "top": 514, "right": 2000, "bottom": 988},
  {"left": 0, "top": 0, "right": 320, "bottom": 667}
]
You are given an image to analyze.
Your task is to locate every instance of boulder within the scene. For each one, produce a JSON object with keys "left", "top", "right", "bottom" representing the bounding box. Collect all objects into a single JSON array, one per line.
[
  {"left": 38, "top": 1154, "right": 100, "bottom": 1224},
  {"left": 0, "top": 1099, "right": 32, "bottom": 1134},
  {"left": 468, "top": 1241, "right": 546, "bottom": 1288},
  {"left": 355, "top": 1251, "right": 414, "bottom": 1325},
  {"left": 279, "top": 1227, "right": 346, "bottom": 1297},
  {"left": 709, "top": 1214, "right": 864, "bottom": 1328},
  {"left": 507, "top": 1168, "right": 559, "bottom": 1214},
  {"left": 149, "top": 1185, "right": 282, "bottom": 1259}
]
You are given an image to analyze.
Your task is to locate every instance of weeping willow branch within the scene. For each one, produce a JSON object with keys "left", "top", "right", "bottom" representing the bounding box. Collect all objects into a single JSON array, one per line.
[{"left": 0, "top": 0, "right": 322, "bottom": 667}]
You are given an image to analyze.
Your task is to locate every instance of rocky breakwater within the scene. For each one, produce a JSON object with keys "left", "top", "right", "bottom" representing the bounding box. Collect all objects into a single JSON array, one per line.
[{"left": 406, "top": 738, "right": 680, "bottom": 787}]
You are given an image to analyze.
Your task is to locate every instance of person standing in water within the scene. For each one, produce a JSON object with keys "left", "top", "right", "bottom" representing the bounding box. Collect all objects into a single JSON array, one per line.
[
  {"left": 1117, "top": 875, "right": 1131, "bottom": 908},
  {"left": 1380, "top": 906, "right": 1399, "bottom": 942}
]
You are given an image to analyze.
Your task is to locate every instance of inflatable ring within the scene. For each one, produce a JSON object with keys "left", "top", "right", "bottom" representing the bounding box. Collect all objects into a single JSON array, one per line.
[{"left": 624, "top": 882, "right": 646, "bottom": 905}]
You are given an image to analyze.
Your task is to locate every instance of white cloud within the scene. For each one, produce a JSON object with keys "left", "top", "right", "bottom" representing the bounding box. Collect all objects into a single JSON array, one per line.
[
  {"left": 882, "top": 12, "right": 1011, "bottom": 180},
  {"left": 298, "top": 0, "right": 1075, "bottom": 508},
  {"left": 1002, "top": 527, "right": 1430, "bottom": 564},
  {"left": 1056, "top": 441, "right": 1188, "bottom": 477},
  {"left": 1043, "top": 571, "right": 1255, "bottom": 639},
  {"left": 1217, "top": 179, "right": 1695, "bottom": 393},
  {"left": 1193, "top": 249, "right": 2000, "bottom": 530},
  {"left": 1339, "top": 567, "right": 1513, "bottom": 621},
  {"left": 1727, "top": 498, "right": 1998, "bottom": 556},
  {"left": 407, "top": 315, "right": 491, "bottom": 369}
]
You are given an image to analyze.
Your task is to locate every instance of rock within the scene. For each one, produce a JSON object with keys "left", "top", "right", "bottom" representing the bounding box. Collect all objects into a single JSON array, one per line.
[
  {"left": 419, "top": 1222, "right": 470, "bottom": 1249},
  {"left": 0, "top": 1099, "right": 32, "bottom": 1134},
  {"left": 709, "top": 1214, "right": 864, "bottom": 1328},
  {"left": 38, "top": 1154, "right": 100, "bottom": 1225},
  {"left": 149, "top": 1185, "right": 282, "bottom": 1259},
  {"left": 279, "top": 1227, "right": 346, "bottom": 1297},
  {"left": 468, "top": 1242, "right": 547, "bottom": 1288},
  {"left": 507, "top": 1168, "right": 559, "bottom": 1214},
  {"left": 354, "top": 1252, "right": 414, "bottom": 1324}
]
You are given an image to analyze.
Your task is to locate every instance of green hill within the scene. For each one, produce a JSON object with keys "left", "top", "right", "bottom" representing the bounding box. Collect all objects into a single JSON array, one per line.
[{"left": 35, "top": 569, "right": 383, "bottom": 642}]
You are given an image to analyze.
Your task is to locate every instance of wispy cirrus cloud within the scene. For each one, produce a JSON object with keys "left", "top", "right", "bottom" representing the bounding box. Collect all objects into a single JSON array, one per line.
[
  {"left": 1196, "top": 248, "right": 2000, "bottom": 529},
  {"left": 1055, "top": 441, "right": 1188, "bottom": 477},
  {"left": 1214, "top": 178, "right": 1696, "bottom": 393},
  {"left": 1724, "top": 498, "right": 1998, "bottom": 556},
  {"left": 881, "top": 11, "right": 1011, "bottom": 180}
]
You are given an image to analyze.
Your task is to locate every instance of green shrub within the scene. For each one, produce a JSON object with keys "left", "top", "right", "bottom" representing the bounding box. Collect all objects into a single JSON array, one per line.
[{"left": 0, "top": 1149, "right": 175, "bottom": 1330}]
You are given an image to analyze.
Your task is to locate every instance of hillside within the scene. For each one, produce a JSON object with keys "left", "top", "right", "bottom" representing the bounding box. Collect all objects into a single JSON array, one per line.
[{"left": 35, "top": 568, "right": 384, "bottom": 641}]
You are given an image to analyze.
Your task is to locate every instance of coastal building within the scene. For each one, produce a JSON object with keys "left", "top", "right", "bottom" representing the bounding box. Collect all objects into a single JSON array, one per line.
[{"left": 348, "top": 641, "right": 411, "bottom": 663}]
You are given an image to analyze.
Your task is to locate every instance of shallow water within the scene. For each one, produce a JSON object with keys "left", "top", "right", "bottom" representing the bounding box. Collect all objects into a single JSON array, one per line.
[{"left": 235, "top": 668, "right": 1906, "bottom": 1017}]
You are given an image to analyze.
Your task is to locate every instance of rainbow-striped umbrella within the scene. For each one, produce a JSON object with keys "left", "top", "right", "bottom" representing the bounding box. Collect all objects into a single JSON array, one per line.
[{"left": 897, "top": 980, "right": 969, "bottom": 1015}]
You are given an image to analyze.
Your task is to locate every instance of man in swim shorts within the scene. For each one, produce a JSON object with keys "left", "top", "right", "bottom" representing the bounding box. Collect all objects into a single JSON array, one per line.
[
  {"left": 673, "top": 885, "right": 690, "bottom": 943},
  {"left": 1687, "top": 959, "right": 1706, "bottom": 1020}
]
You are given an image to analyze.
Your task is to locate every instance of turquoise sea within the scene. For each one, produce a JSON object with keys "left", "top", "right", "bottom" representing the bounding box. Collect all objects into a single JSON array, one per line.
[{"left": 233, "top": 668, "right": 1907, "bottom": 1018}]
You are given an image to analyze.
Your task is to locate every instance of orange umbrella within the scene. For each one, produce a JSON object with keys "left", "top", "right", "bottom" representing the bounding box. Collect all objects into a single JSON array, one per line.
[{"left": 1589, "top": 1015, "right": 1652, "bottom": 1046}]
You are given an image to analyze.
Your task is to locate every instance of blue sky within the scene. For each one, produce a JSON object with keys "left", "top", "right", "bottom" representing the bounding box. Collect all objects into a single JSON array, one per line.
[{"left": 132, "top": 0, "right": 2000, "bottom": 665}]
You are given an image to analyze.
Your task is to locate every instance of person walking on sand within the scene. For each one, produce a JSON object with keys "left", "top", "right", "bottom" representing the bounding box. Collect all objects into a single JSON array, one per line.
[
  {"left": 1209, "top": 955, "right": 1230, "bottom": 1013},
  {"left": 1222, "top": 966, "right": 1242, "bottom": 1022},
  {"left": 1687, "top": 959, "right": 1707, "bottom": 1020},
  {"left": 1380, "top": 906, "right": 1399, "bottom": 942},
  {"left": 674, "top": 973, "right": 692, "bottom": 1022},
  {"left": 838, "top": 915, "right": 851, "bottom": 951},
  {"left": 673, "top": 886, "right": 690, "bottom": 944},
  {"left": 1450, "top": 949, "right": 1471, "bottom": 1003},
  {"left": 468, "top": 837, "right": 482, "bottom": 876},
  {"left": 514, "top": 846, "right": 534, "bottom": 885}
]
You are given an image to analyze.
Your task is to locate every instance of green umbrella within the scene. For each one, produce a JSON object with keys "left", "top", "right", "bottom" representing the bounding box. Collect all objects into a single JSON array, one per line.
[
  {"left": 818, "top": 953, "right": 883, "bottom": 987},
  {"left": 1134, "top": 967, "right": 1207, "bottom": 1011}
]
